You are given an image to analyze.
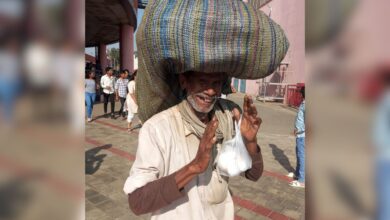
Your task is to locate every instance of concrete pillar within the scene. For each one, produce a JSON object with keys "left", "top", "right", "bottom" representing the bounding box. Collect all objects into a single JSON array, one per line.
[
  {"left": 98, "top": 43, "right": 107, "bottom": 71},
  {"left": 119, "top": 24, "right": 134, "bottom": 72},
  {"left": 66, "top": 0, "right": 83, "bottom": 47}
]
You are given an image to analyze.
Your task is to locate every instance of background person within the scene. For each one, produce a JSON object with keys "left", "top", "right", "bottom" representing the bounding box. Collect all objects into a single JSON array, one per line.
[
  {"left": 85, "top": 70, "right": 97, "bottom": 122},
  {"left": 126, "top": 70, "right": 138, "bottom": 132},
  {"left": 100, "top": 67, "right": 115, "bottom": 119},
  {"left": 289, "top": 86, "right": 305, "bottom": 188},
  {"left": 115, "top": 70, "right": 129, "bottom": 120}
]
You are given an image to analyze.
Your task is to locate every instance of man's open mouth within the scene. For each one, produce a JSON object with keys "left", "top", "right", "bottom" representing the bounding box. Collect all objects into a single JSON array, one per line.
[{"left": 196, "top": 94, "right": 216, "bottom": 104}]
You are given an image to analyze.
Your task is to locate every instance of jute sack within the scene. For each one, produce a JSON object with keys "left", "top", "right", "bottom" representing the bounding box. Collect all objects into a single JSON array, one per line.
[{"left": 136, "top": 0, "right": 289, "bottom": 122}]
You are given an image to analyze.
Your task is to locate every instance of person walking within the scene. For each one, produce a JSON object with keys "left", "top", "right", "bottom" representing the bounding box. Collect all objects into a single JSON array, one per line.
[
  {"left": 100, "top": 67, "right": 115, "bottom": 119},
  {"left": 289, "top": 86, "right": 305, "bottom": 188},
  {"left": 115, "top": 70, "right": 129, "bottom": 119},
  {"left": 85, "top": 70, "right": 98, "bottom": 122},
  {"left": 126, "top": 70, "right": 138, "bottom": 132}
]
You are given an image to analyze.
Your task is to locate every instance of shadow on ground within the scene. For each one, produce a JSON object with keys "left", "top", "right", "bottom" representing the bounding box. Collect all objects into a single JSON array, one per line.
[
  {"left": 85, "top": 144, "right": 111, "bottom": 175},
  {"left": 269, "top": 143, "right": 295, "bottom": 173},
  {"left": 328, "top": 170, "right": 372, "bottom": 218}
]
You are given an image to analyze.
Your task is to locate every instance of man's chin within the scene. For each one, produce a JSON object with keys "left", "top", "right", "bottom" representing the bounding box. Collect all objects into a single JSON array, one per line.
[{"left": 187, "top": 96, "right": 215, "bottom": 113}]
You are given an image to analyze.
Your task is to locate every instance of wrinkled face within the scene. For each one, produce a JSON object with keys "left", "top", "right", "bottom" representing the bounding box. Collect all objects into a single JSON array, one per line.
[{"left": 180, "top": 72, "right": 224, "bottom": 113}]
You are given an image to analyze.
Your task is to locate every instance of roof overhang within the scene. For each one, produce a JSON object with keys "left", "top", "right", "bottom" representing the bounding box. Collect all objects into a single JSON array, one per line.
[{"left": 86, "top": 0, "right": 137, "bottom": 47}]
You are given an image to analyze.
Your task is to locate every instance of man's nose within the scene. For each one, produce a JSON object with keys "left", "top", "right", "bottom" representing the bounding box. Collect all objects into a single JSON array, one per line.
[{"left": 204, "top": 87, "right": 217, "bottom": 96}]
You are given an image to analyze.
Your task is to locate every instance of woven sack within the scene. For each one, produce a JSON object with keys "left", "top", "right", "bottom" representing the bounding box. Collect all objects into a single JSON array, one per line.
[{"left": 136, "top": 0, "right": 289, "bottom": 122}]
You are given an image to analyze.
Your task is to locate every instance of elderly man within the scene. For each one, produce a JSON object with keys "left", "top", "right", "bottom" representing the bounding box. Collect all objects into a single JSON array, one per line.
[
  {"left": 123, "top": 0, "right": 289, "bottom": 219},
  {"left": 124, "top": 71, "right": 263, "bottom": 219}
]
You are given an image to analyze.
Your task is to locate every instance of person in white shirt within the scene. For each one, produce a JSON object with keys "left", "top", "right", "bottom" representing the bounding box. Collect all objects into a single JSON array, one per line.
[{"left": 100, "top": 67, "right": 116, "bottom": 118}]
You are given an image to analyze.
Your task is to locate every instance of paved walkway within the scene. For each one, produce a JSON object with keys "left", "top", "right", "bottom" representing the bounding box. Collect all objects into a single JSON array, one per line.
[{"left": 85, "top": 93, "right": 305, "bottom": 220}]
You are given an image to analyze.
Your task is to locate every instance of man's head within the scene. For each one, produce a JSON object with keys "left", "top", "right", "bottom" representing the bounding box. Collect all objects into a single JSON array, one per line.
[
  {"left": 105, "top": 67, "right": 113, "bottom": 76},
  {"left": 179, "top": 72, "right": 225, "bottom": 113},
  {"left": 123, "top": 69, "right": 130, "bottom": 78},
  {"left": 86, "top": 70, "right": 95, "bottom": 79},
  {"left": 120, "top": 69, "right": 127, "bottom": 79}
]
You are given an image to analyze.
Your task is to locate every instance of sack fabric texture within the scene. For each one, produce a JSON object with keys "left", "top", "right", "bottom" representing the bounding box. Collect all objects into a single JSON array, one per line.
[{"left": 136, "top": 0, "right": 289, "bottom": 122}]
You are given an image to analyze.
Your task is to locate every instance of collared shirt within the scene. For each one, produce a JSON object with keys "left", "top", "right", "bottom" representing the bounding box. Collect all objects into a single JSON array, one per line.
[
  {"left": 295, "top": 100, "right": 305, "bottom": 138},
  {"left": 124, "top": 105, "right": 234, "bottom": 220},
  {"left": 115, "top": 78, "right": 129, "bottom": 98},
  {"left": 373, "top": 90, "right": 390, "bottom": 160},
  {"left": 100, "top": 74, "right": 115, "bottom": 94}
]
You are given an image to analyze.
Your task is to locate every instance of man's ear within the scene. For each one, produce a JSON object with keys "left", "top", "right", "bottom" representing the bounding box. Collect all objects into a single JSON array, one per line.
[{"left": 179, "top": 74, "right": 187, "bottom": 90}]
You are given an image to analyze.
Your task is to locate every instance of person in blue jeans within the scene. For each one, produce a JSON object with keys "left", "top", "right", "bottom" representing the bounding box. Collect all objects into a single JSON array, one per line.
[
  {"left": 85, "top": 70, "right": 98, "bottom": 122},
  {"left": 373, "top": 72, "right": 390, "bottom": 220},
  {"left": 289, "top": 86, "right": 305, "bottom": 188}
]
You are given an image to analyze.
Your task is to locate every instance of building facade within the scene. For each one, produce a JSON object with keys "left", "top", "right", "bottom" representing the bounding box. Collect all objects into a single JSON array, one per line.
[{"left": 234, "top": 0, "right": 305, "bottom": 104}]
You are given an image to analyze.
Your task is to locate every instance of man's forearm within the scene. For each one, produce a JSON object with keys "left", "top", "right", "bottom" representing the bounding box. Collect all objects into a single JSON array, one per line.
[
  {"left": 245, "top": 144, "right": 263, "bottom": 181},
  {"left": 128, "top": 163, "right": 200, "bottom": 215},
  {"left": 245, "top": 141, "right": 259, "bottom": 155},
  {"left": 128, "top": 171, "right": 186, "bottom": 215}
]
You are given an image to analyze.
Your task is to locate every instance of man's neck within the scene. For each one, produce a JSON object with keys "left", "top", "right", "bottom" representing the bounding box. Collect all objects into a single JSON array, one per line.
[{"left": 190, "top": 107, "right": 212, "bottom": 124}]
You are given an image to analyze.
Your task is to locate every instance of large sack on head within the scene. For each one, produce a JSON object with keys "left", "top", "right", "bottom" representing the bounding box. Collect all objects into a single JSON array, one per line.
[{"left": 136, "top": 0, "right": 289, "bottom": 122}]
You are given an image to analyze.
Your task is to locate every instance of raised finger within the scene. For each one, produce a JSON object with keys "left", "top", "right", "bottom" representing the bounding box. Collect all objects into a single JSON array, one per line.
[
  {"left": 205, "top": 117, "right": 218, "bottom": 138},
  {"left": 249, "top": 103, "right": 258, "bottom": 116},
  {"left": 243, "top": 95, "right": 249, "bottom": 113},
  {"left": 207, "top": 136, "right": 217, "bottom": 149}
]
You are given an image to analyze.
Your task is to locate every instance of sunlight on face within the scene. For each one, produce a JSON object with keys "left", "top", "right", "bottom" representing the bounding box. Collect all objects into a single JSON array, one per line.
[{"left": 183, "top": 72, "right": 224, "bottom": 113}]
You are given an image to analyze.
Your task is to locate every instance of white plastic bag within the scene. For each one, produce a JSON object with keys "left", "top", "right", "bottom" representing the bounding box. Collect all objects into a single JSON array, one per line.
[{"left": 217, "top": 118, "right": 252, "bottom": 177}]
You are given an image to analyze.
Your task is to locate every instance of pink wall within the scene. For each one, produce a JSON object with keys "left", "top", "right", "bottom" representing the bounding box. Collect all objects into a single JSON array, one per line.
[{"left": 244, "top": 0, "right": 305, "bottom": 95}]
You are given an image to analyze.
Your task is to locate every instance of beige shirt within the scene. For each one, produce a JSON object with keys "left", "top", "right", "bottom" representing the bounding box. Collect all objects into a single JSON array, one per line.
[
  {"left": 126, "top": 80, "right": 138, "bottom": 113},
  {"left": 123, "top": 105, "right": 234, "bottom": 220}
]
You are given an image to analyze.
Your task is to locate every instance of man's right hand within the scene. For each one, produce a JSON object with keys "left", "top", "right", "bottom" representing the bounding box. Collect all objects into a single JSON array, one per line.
[{"left": 189, "top": 116, "right": 218, "bottom": 174}]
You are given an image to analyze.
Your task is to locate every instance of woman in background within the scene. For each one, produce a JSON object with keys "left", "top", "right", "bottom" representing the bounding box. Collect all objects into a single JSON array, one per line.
[
  {"left": 85, "top": 70, "right": 98, "bottom": 122},
  {"left": 126, "top": 70, "right": 138, "bottom": 132}
]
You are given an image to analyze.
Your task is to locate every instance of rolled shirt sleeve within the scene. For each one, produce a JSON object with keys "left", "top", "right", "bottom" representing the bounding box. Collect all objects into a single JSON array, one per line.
[{"left": 127, "top": 171, "right": 186, "bottom": 215}]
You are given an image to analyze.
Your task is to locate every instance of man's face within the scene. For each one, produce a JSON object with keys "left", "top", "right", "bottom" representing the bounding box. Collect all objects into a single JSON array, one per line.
[
  {"left": 180, "top": 72, "right": 224, "bottom": 113},
  {"left": 107, "top": 70, "right": 113, "bottom": 76}
]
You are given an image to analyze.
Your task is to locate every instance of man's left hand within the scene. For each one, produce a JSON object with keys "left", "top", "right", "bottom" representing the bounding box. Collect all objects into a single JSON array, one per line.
[{"left": 233, "top": 95, "right": 262, "bottom": 153}]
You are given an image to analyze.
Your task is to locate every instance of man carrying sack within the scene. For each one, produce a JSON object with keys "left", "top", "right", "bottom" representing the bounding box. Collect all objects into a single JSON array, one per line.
[{"left": 123, "top": 0, "right": 289, "bottom": 219}]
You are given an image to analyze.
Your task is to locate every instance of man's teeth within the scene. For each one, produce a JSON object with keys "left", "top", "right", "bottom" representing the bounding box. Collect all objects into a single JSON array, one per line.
[{"left": 199, "top": 96, "right": 214, "bottom": 103}]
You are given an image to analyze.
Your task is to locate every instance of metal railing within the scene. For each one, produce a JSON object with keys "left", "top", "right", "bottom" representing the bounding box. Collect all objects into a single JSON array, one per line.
[{"left": 256, "top": 81, "right": 289, "bottom": 102}]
